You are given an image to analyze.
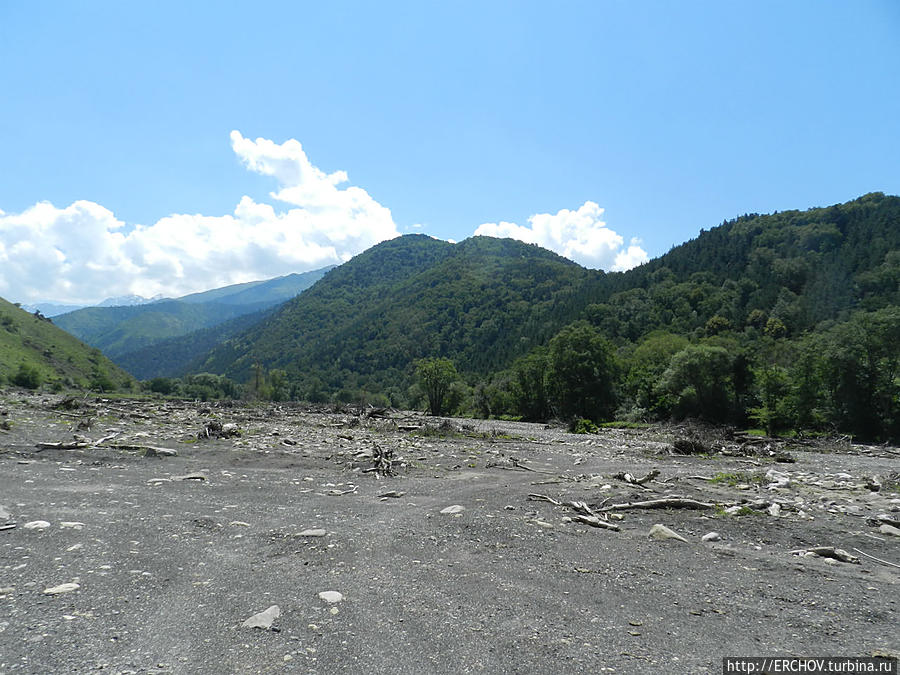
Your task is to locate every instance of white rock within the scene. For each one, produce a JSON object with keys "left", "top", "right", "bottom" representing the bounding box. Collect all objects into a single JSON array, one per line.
[
  {"left": 60, "top": 521, "right": 85, "bottom": 530},
  {"left": 242, "top": 605, "right": 280, "bottom": 629},
  {"left": 229, "top": 521, "right": 251, "bottom": 527},
  {"left": 767, "top": 503, "right": 782, "bottom": 517},
  {"left": 317, "top": 591, "right": 343, "bottom": 604},
  {"left": 44, "top": 582, "right": 80, "bottom": 595},
  {"left": 701, "top": 531, "right": 721, "bottom": 542},
  {"left": 298, "top": 528, "right": 327, "bottom": 537},
  {"left": 440, "top": 505, "right": 465, "bottom": 515},
  {"left": 879, "top": 524, "right": 900, "bottom": 537},
  {"left": 648, "top": 523, "right": 688, "bottom": 543},
  {"left": 23, "top": 520, "right": 51, "bottom": 530}
]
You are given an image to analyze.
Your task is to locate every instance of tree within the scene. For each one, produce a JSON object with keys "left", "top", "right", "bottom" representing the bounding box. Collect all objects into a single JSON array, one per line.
[
  {"left": 547, "top": 321, "right": 617, "bottom": 421},
  {"left": 511, "top": 347, "right": 552, "bottom": 421},
  {"left": 658, "top": 344, "right": 733, "bottom": 422},
  {"left": 416, "top": 357, "right": 458, "bottom": 416}
]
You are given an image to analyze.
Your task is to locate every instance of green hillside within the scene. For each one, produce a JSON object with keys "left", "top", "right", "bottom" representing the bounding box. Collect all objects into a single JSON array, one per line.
[
  {"left": 0, "top": 297, "right": 134, "bottom": 391},
  {"left": 54, "top": 267, "right": 331, "bottom": 363}
]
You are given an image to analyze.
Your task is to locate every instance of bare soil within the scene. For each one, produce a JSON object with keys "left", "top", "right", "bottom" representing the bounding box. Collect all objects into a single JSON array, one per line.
[{"left": 1, "top": 393, "right": 898, "bottom": 674}]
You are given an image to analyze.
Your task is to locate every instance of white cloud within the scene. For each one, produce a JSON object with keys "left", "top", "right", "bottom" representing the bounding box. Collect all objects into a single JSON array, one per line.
[
  {"left": 474, "top": 201, "right": 648, "bottom": 271},
  {"left": 0, "top": 132, "right": 400, "bottom": 303}
]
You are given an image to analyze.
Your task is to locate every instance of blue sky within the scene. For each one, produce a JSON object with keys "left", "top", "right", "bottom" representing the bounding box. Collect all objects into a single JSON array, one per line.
[{"left": 1, "top": 1, "right": 898, "bottom": 303}]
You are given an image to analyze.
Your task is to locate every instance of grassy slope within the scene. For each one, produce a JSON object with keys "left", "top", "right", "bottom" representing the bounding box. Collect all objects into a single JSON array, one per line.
[{"left": 0, "top": 297, "right": 134, "bottom": 388}]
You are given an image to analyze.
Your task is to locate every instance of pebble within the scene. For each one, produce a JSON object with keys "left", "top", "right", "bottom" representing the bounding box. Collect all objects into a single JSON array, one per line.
[
  {"left": 44, "top": 582, "right": 80, "bottom": 595},
  {"left": 298, "top": 529, "right": 327, "bottom": 537},
  {"left": 23, "top": 520, "right": 51, "bottom": 530},
  {"left": 440, "top": 505, "right": 465, "bottom": 515},
  {"left": 701, "top": 532, "right": 721, "bottom": 542},
  {"left": 242, "top": 605, "right": 281, "bottom": 629},
  {"left": 0, "top": 505, "right": 10, "bottom": 521},
  {"left": 60, "top": 521, "right": 85, "bottom": 530},
  {"left": 318, "top": 591, "right": 343, "bottom": 604},
  {"left": 767, "top": 503, "right": 782, "bottom": 517},
  {"left": 229, "top": 521, "right": 251, "bottom": 527},
  {"left": 648, "top": 524, "right": 688, "bottom": 543}
]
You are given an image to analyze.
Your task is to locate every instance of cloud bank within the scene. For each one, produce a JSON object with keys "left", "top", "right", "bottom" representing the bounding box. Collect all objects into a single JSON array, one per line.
[
  {"left": 0, "top": 132, "right": 400, "bottom": 303},
  {"left": 0, "top": 133, "right": 647, "bottom": 305},
  {"left": 474, "top": 201, "right": 648, "bottom": 271}
]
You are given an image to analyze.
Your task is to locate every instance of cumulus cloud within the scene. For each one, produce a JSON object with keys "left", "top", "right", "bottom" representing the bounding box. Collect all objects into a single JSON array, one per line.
[
  {"left": 0, "top": 132, "right": 400, "bottom": 303},
  {"left": 474, "top": 201, "right": 648, "bottom": 271}
]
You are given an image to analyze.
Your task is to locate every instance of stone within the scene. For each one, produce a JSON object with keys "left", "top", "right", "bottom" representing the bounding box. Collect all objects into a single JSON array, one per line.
[
  {"left": 60, "top": 521, "right": 85, "bottom": 529},
  {"left": 767, "top": 503, "right": 782, "bottom": 517},
  {"left": 440, "top": 505, "right": 465, "bottom": 515},
  {"left": 879, "top": 524, "right": 900, "bottom": 537},
  {"left": 23, "top": 520, "right": 51, "bottom": 530},
  {"left": 298, "top": 529, "right": 327, "bottom": 537},
  {"left": 317, "top": 591, "right": 343, "bottom": 604},
  {"left": 242, "top": 605, "right": 281, "bottom": 629},
  {"left": 701, "top": 531, "right": 721, "bottom": 542},
  {"left": 44, "top": 582, "right": 80, "bottom": 595},
  {"left": 0, "top": 504, "right": 10, "bottom": 521},
  {"left": 648, "top": 524, "right": 688, "bottom": 543}
]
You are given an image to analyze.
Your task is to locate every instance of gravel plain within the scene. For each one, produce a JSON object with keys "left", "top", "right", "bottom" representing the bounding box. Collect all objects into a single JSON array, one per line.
[{"left": 1, "top": 393, "right": 898, "bottom": 674}]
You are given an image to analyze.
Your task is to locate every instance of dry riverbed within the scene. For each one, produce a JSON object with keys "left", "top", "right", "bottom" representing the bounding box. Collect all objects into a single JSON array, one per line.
[{"left": 1, "top": 393, "right": 898, "bottom": 674}]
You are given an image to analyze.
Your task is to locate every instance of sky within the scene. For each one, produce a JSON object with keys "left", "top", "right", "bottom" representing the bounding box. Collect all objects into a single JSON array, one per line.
[{"left": 1, "top": 1, "right": 898, "bottom": 305}]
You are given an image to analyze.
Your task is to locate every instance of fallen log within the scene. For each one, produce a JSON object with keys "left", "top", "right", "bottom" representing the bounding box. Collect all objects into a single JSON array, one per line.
[
  {"left": 598, "top": 496, "right": 715, "bottom": 512},
  {"left": 527, "top": 494, "right": 620, "bottom": 531}
]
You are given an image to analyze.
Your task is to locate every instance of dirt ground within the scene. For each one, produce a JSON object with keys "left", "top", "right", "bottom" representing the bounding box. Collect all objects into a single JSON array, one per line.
[{"left": 1, "top": 392, "right": 898, "bottom": 674}]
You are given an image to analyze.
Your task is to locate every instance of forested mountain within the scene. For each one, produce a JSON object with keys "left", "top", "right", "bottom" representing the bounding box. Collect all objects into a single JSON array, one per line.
[
  {"left": 188, "top": 193, "right": 899, "bottom": 440},
  {"left": 194, "top": 234, "right": 602, "bottom": 394},
  {"left": 0, "top": 297, "right": 133, "bottom": 391},
  {"left": 53, "top": 267, "right": 332, "bottom": 363}
]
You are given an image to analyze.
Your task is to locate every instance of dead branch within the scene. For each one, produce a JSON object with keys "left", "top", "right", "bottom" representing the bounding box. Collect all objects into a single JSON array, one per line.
[{"left": 851, "top": 548, "right": 900, "bottom": 570}]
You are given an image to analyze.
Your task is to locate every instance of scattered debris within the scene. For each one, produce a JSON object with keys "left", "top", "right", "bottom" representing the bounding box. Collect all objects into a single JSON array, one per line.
[
  {"left": 528, "top": 494, "right": 620, "bottom": 531},
  {"left": 198, "top": 421, "right": 241, "bottom": 440}
]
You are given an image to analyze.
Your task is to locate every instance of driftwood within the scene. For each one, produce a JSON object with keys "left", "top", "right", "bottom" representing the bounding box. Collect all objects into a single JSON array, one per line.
[
  {"left": 597, "top": 496, "right": 715, "bottom": 512},
  {"left": 35, "top": 441, "right": 89, "bottom": 450},
  {"left": 791, "top": 546, "right": 860, "bottom": 564},
  {"left": 612, "top": 469, "right": 660, "bottom": 489},
  {"left": 528, "top": 494, "right": 620, "bottom": 531},
  {"left": 361, "top": 442, "right": 394, "bottom": 476}
]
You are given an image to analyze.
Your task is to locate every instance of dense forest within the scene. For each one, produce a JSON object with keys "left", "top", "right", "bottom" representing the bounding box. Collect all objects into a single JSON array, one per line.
[{"left": 178, "top": 192, "right": 900, "bottom": 441}]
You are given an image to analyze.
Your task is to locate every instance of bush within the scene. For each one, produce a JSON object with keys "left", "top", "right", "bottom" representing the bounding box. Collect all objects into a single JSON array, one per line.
[
  {"left": 12, "top": 363, "right": 42, "bottom": 389},
  {"left": 569, "top": 417, "right": 599, "bottom": 434}
]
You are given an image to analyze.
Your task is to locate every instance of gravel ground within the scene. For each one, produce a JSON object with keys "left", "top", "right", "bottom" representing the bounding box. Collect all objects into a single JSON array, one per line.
[{"left": 1, "top": 393, "right": 898, "bottom": 674}]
